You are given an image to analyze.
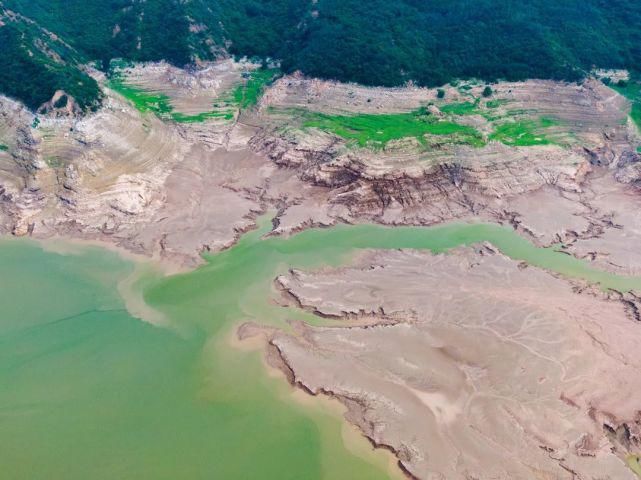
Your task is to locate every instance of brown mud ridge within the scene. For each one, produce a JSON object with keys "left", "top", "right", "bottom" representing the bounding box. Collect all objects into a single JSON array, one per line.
[
  {"left": 2, "top": 61, "right": 641, "bottom": 478},
  {"left": 264, "top": 248, "right": 641, "bottom": 479}
]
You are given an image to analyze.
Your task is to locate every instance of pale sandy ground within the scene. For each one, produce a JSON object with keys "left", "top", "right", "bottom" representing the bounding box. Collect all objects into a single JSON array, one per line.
[
  {"left": 567, "top": 175, "right": 641, "bottom": 274},
  {"left": 267, "top": 248, "right": 641, "bottom": 479},
  {"left": 228, "top": 323, "right": 406, "bottom": 479}
]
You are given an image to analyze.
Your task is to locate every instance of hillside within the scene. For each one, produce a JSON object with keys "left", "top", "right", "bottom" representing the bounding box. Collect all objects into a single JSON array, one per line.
[
  {"left": 2, "top": 0, "right": 641, "bottom": 111},
  {"left": 0, "top": 8, "right": 102, "bottom": 111}
]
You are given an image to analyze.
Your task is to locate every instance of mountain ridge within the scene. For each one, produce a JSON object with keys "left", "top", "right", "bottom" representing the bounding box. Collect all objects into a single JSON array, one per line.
[{"left": 2, "top": 0, "right": 641, "bottom": 112}]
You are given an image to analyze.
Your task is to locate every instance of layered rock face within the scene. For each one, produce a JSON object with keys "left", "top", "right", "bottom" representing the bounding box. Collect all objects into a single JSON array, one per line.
[
  {"left": 0, "top": 79, "right": 272, "bottom": 266},
  {"left": 0, "top": 97, "right": 41, "bottom": 234},
  {"left": 271, "top": 249, "right": 641, "bottom": 480},
  {"left": 253, "top": 78, "right": 636, "bottom": 226},
  {"left": 1, "top": 62, "right": 640, "bottom": 269},
  {"left": 252, "top": 75, "right": 641, "bottom": 276}
]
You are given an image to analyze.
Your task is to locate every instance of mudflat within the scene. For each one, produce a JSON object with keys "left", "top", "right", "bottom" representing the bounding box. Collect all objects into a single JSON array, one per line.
[{"left": 271, "top": 248, "right": 641, "bottom": 479}]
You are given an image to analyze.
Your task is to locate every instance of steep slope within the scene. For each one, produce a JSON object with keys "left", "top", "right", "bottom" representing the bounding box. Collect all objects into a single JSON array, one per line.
[
  {"left": 0, "top": 0, "right": 223, "bottom": 111},
  {"left": 0, "top": 8, "right": 102, "bottom": 111},
  {"left": 277, "top": 0, "right": 641, "bottom": 87},
  {"left": 1, "top": 60, "right": 641, "bottom": 271},
  {"left": 2, "top": 0, "right": 208, "bottom": 65},
  {"left": 3, "top": 0, "right": 641, "bottom": 112}
]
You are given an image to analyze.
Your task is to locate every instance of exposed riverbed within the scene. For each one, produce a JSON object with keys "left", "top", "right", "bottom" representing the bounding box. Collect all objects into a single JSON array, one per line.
[{"left": 2, "top": 217, "right": 640, "bottom": 479}]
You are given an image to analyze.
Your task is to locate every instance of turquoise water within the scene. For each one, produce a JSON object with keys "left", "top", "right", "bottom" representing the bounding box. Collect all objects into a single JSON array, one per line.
[{"left": 2, "top": 218, "right": 640, "bottom": 479}]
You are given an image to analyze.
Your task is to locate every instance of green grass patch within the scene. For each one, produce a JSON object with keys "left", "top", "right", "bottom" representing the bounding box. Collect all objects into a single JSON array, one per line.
[
  {"left": 107, "top": 67, "right": 279, "bottom": 122},
  {"left": 489, "top": 117, "right": 559, "bottom": 146},
  {"left": 107, "top": 75, "right": 235, "bottom": 122},
  {"left": 0, "top": 144, "right": 8, "bottom": 152},
  {"left": 303, "top": 108, "right": 485, "bottom": 149},
  {"left": 107, "top": 76, "right": 174, "bottom": 116},
  {"left": 485, "top": 99, "right": 507, "bottom": 109},
  {"left": 612, "top": 81, "right": 641, "bottom": 130},
  {"left": 170, "top": 110, "right": 235, "bottom": 122},
  {"left": 439, "top": 98, "right": 508, "bottom": 120},
  {"left": 440, "top": 99, "right": 480, "bottom": 115},
  {"left": 231, "top": 69, "right": 280, "bottom": 109}
]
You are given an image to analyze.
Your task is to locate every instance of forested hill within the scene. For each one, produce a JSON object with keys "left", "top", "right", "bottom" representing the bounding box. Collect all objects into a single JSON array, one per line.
[{"left": 2, "top": 0, "right": 641, "bottom": 112}]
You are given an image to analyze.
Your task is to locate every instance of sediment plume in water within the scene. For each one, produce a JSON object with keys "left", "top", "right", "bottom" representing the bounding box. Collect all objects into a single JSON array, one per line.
[{"left": 2, "top": 215, "right": 641, "bottom": 479}]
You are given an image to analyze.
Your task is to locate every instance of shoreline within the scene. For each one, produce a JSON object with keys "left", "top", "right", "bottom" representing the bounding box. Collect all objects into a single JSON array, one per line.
[
  {"left": 2, "top": 228, "right": 409, "bottom": 478},
  {"left": 226, "top": 323, "right": 408, "bottom": 480},
  {"left": 3, "top": 215, "right": 641, "bottom": 479}
]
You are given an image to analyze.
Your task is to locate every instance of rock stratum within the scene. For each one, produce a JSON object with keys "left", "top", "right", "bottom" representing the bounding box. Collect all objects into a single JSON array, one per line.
[
  {"left": 1, "top": 61, "right": 640, "bottom": 270},
  {"left": 1, "top": 60, "right": 641, "bottom": 479}
]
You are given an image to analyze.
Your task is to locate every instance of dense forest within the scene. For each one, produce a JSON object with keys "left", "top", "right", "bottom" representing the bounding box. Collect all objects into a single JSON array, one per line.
[
  {"left": 0, "top": 12, "right": 102, "bottom": 111},
  {"left": 1, "top": 0, "right": 641, "bottom": 111}
]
